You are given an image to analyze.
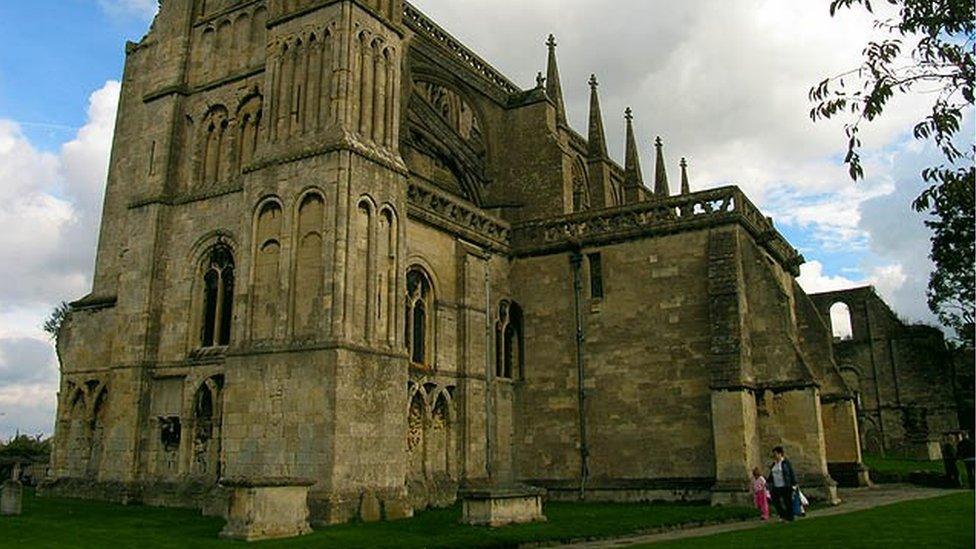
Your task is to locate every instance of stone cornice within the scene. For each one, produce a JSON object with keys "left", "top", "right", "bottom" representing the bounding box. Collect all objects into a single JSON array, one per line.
[
  {"left": 403, "top": 2, "right": 521, "bottom": 97},
  {"left": 512, "top": 186, "right": 805, "bottom": 276},
  {"left": 406, "top": 178, "right": 511, "bottom": 253}
]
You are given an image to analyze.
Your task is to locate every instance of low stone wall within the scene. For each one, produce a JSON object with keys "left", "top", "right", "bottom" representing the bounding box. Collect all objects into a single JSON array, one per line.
[
  {"left": 220, "top": 478, "right": 315, "bottom": 542},
  {"left": 460, "top": 485, "right": 546, "bottom": 527}
]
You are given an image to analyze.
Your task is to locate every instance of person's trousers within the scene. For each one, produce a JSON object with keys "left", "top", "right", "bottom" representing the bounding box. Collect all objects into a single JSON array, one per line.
[
  {"left": 944, "top": 459, "right": 960, "bottom": 486},
  {"left": 770, "top": 486, "right": 794, "bottom": 521}
]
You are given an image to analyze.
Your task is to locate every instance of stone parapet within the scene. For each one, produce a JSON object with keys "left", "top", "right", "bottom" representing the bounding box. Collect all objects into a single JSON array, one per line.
[{"left": 512, "top": 186, "right": 803, "bottom": 276}]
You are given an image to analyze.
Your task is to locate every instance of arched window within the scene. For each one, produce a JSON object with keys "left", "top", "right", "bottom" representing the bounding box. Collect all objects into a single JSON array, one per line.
[
  {"left": 405, "top": 267, "right": 433, "bottom": 367},
  {"left": 192, "top": 376, "right": 223, "bottom": 478},
  {"left": 572, "top": 159, "right": 590, "bottom": 213},
  {"left": 201, "top": 241, "right": 235, "bottom": 347},
  {"left": 830, "top": 302, "right": 853, "bottom": 340},
  {"left": 496, "top": 301, "right": 524, "bottom": 380}
]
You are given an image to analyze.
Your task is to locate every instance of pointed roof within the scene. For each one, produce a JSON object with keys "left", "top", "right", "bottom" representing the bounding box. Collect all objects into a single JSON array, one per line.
[
  {"left": 545, "top": 35, "right": 567, "bottom": 125},
  {"left": 587, "top": 75, "right": 608, "bottom": 159},
  {"left": 624, "top": 108, "right": 644, "bottom": 189},
  {"left": 680, "top": 158, "right": 691, "bottom": 195},
  {"left": 654, "top": 136, "right": 670, "bottom": 196}
]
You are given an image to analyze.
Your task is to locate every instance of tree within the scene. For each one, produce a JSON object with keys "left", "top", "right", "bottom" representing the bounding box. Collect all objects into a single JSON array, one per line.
[
  {"left": 42, "top": 301, "right": 70, "bottom": 342},
  {"left": 810, "top": 0, "right": 975, "bottom": 346}
]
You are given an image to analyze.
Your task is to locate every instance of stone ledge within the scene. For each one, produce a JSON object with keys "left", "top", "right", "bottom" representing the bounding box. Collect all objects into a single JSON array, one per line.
[{"left": 219, "top": 477, "right": 317, "bottom": 489}]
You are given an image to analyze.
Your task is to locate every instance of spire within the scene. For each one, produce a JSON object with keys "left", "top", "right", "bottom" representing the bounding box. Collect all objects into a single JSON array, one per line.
[
  {"left": 587, "top": 75, "right": 608, "bottom": 159},
  {"left": 545, "top": 34, "right": 567, "bottom": 125},
  {"left": 624, "top": 108, "right": 644, "bottom": 189},
  {"left": 680, "top": 158, "right": 691, "bottom": 195},
  {"left": 654, "top": 136, "right": 670, "bottom": 196}
]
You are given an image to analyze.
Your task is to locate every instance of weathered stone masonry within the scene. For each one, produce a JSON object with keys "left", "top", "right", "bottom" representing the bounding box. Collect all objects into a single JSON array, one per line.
[{"left": 47, "top": 0, "right": 865, "bottom": 521}]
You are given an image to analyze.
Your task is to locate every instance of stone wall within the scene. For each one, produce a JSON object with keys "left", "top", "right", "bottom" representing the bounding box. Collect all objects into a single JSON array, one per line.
[{"left": 810, "top": 287, "right": 960, "bottom": 458}]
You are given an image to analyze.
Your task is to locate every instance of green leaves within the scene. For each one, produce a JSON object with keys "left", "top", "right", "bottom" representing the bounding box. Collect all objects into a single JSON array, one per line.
[{"left": 811, "top": 0, "right": 975, "bottom": 346}]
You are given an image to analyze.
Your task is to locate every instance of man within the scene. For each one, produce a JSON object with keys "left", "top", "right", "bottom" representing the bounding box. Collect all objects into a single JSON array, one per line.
[
  {"left": 958, "top": 432, "right": 975, "bottom": 489},
  {"left": 769, "top": 446, "right": 798, "bottom": 522},
  {"left": 942, "top": 433, "right": 960, "bottom": 487}
]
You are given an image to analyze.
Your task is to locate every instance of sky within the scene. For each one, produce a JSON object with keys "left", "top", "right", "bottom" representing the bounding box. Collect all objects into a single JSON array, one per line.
[{"left": 0, "top": 0, "right": 969, "bottom": 438}]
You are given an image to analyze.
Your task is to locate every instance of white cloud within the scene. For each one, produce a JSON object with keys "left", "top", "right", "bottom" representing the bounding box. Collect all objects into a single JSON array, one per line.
[
  {"left": 422, "top": 0, "right": 946, "bottom": 327},
  {"left": 0, "top": 81, "right": 120, "bottom": 438},
  {"left": 98, "top": 0, "right": 159, "bottom": 20},
  {"left": 797, "top": 261, "right": 864, "bottom": 295}
]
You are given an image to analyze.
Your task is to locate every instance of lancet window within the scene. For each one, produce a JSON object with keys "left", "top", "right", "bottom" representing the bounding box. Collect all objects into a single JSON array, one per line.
[
  {"left": 405, "top": 267, "right": 433, "bottom": 366},
  {"left": 201, "top": 241, "right": 235, "bottom": 347}
]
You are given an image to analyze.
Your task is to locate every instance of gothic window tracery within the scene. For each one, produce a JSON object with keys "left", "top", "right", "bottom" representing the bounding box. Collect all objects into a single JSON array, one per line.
[
  {"left": 191, "top": 376, "right": 223, "bottom": 478},
  {"left": 405, "top": 267, "right": 434, "bottom": 367},
  {"left": 572, "top": 159, "right": 591, "bottom": 213},
  {"left": 495, "top": 301, "right": 524, "bottom": 380},
  {"left": 415, "top": 81, "right": 484, "bottom": 153},
  {"left": 201, "top": 241, "right": 235, "bottom": 348}
]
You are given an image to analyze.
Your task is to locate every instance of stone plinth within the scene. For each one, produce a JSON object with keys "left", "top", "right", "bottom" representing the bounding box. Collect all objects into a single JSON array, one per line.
[
  {"left": 1, "top": 480, "right": 23, "bottom": 516},
  {"left": 219, "top": 478, "right": 315, "bottom": 542},
  {"left": 459, "top": 484, "right": 546, "bottom": 527}
]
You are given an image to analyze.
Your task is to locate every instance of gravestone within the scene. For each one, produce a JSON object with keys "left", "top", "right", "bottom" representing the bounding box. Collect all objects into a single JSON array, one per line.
[{"left": 1, "top": 480, "right": 22, "bottom": 516}]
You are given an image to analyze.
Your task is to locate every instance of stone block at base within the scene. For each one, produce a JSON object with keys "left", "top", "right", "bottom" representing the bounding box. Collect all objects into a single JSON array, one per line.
[
  {"left": 1, "top": 480, "right": 22, "bottom": 516},
  {"left": 219, "top": 478, "right": 315, "bottom": 542},
  {"left": 459, "top": 484, "right": 546, "bottom": 527}
]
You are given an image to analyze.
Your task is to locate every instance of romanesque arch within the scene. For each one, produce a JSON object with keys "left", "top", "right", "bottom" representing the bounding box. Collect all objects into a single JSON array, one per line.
[
  {"left": 351, "top": 197, "right": 375, "bottom": 341},
  {"left": 251, "top": 199, "right": 283, "bottom": 341},
  {"left": 292, "top": 191, "right": 326, "bottom": 337},
  {"left": 830, "top": 301, "right": 854, "bottom": 340},
  {"left": 198, "top": 106, "right": 231, "bottom": 185},
  {"left": 376, "top": 206, "right": 398, "bottom": 346}
]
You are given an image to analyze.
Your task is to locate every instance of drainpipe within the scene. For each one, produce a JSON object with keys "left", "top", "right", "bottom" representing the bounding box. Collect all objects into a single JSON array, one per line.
[
  {"left": 484, "top": 252, "right": 493, "bottom": 482},
  {"left": 569, "top": 249, "right": 589, "bottom": 500}
]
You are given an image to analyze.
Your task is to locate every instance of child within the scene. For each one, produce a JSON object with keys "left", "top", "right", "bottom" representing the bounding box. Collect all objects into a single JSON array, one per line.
[{"left": 752, "top": 467, "right": 770, "bottom": 521}]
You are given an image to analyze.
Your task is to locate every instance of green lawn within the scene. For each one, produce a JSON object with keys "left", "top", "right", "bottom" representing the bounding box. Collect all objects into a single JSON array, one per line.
[
  {"left": 863, "top": 454, "right": 949, "bottom": 476},
  {"left": 647, "top": 493, "right": 975, "bottom": 548},
  {"left": 1, "top": 489, "right": 754, "bottom": 548}
]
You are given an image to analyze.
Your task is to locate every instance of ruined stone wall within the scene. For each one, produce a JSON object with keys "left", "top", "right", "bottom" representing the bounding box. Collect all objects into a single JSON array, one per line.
[{"left": 810, "top": 287, "right": 960, "bottom": 457}]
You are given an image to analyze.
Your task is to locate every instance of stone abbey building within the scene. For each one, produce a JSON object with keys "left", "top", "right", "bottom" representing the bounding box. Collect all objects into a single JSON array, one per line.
[{"left": 47, "top": 0, "right": 868, "bottom": 522}]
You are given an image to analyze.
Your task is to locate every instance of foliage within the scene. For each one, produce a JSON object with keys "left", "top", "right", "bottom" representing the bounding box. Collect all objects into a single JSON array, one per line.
[
  {"left": 651, "top": 493, "right": 974, "bottom": 548},
  {"left": 809, "top": 0, "right": 975, "bottom": 346},
  {"left": 925, "top": 176, "right": 975, "bottom": 346},
  {"left": 0, "top": 434, "right": 51, "bottom": 462},
  {"left": 42, "top": 302, "right": 70, "bottom": 342},
  {"left": 0, "top": 493, "right": 753, "bottom": 548}
]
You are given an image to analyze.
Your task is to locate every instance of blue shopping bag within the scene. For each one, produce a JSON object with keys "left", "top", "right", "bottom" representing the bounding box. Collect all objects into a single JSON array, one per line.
[{"left": 792, "top": 489, "right": 806, "bottom": 517}]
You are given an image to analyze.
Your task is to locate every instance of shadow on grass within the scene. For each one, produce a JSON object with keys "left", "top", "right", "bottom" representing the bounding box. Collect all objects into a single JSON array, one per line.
[{"left": 1, "top": 489, "right": 755, "bottom": 548}]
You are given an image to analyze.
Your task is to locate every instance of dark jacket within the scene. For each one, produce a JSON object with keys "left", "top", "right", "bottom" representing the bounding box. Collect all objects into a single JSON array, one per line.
[{"left": 770, "top": 458, "right": 798, "bottom": 488}]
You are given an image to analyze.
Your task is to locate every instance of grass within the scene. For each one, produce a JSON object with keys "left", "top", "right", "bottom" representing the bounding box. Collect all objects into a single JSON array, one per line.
[
  {"left": 863, "top": 454, "right": 950, "bottom": 476},
  {"left": 647, "top": 493, "right": 975, "bottom": 548},
  {"left": 0, "top": 489, "right": 755, "bottom": 548}
]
